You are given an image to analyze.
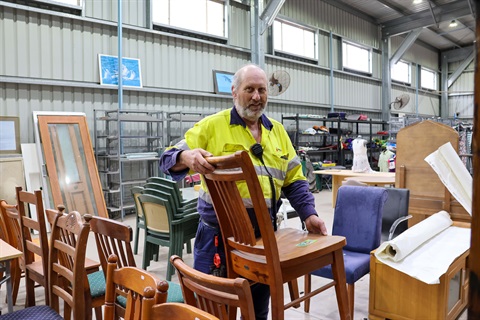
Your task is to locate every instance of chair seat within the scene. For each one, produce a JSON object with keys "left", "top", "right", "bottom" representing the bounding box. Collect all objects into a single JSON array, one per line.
[
  {"left": 87, "top": 270, "right": 107, "bottom": 298},
  {"left": 231, "top": 228, "right": 346, "bottom": 280},
  {"left": 311, "top": 250, "right": 371, "bottom": 284},
  {"left": 0, "top": 305, "right": 63, "bottom": 320}
]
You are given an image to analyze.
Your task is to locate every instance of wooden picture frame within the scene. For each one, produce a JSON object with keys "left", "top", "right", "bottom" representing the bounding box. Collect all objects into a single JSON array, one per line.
[{"left": 0, "top": 116, "right": 21, "bottom": 154}]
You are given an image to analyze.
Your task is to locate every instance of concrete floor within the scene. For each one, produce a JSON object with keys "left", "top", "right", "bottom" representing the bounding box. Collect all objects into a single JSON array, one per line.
[{"left": 0, "top": 189, "right": 467, "bottom": 319}]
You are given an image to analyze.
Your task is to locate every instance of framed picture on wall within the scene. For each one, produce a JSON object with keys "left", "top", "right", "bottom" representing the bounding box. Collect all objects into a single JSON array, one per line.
[
  {"left": 212, "top": 70, "right": 234, "bottom": 95},
  {"left": 0, "top": 116, "right": 21, "bottom": 154},
  {"left": 98, "top": 54, "right": 143, "bottom": 88}
]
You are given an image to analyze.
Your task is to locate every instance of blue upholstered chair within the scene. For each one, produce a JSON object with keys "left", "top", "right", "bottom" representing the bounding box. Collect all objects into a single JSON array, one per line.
[{"left": 304, "top": 185, "right": 388, "bottom": 319}]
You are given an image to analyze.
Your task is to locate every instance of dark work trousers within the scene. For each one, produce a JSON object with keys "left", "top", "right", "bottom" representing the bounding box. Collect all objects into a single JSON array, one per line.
[{"left": 194, "top": 219, "right": 271, "bottom": 320}]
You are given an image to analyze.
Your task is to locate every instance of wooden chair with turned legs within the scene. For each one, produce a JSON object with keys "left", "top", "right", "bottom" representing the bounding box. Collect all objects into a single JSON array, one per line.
[
  {"left": 15, "top": 186, "right": 50, "bottom": 307},
  {"left": 90, "top": 216, "right": 184, "bottom": 318},
  {"left": 0, "top": 211, "right": 93, "bottom": 320},
  {"left": 202, "top": 151, "right": 351, "bottom": 320},
  {"left": 171, "top": 255, "right": 255, "bottom": 320},
  {"left": 103, "top": 254, "right": 169, "bottom": 320}
]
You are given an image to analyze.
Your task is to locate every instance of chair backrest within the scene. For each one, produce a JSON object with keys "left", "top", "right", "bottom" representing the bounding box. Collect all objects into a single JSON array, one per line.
[
  {"left": 131, "top": 186, "right": 145, "bottom": 219},
  {"left": 149, "top": 303, "right": 220, "bottom": 320},
  {"left": 203, "top": 151, "right": 280, "bottom": 277},
  {"left": 90, "top": 216, "right": 136, "bottom": 272},
  {"left": 48, "top": 210, "right": 92, "bottom": 319},
  {"left": 333, "top": 186, "right": 387, "bottom": 253},
  {"left": 0, "top": 200, "right": 23, "bottom": 257},
  {"left": 104, "top": 254, "right": 169, "bottom": 320},
  {"left": 382, "top": 187, "right": 410, "bottom": 241},
  {"left": 171, "top": 255, "right": 255, "bottom": 320},
  {"left": 146, "top": 177, "right": 184, "bottom": 204},
  {"left": 142, "top": 187, "right": 179, "bottom": 211},
  {"left": 15, "top": 186, "right": 50, "bottom": 299},
  {"left": 144, "top": 182, "right": 181, "bottom": 210},
  {"left": 138, "top": 194, "right": 175, "bottom": 234}
]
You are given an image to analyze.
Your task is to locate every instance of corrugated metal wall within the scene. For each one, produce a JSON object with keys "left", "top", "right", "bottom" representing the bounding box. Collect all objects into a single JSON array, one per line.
[
  {"left": 0, "top": 0, "right": 462, "bottom": 148},
  {"left": 449, "top": 60, "right": 474, "bottom": 118}
]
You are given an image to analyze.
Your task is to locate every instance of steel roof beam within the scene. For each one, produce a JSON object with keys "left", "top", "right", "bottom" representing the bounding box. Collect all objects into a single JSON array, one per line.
[{"left": 382, "top": 0, "right": 471, "bottom": 37}]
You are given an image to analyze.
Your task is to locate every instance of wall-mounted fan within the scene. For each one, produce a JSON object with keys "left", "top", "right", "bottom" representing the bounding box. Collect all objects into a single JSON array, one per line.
[
  {"left": 268, "top": 70, "right": 291, "bottom": 96},
  {"left": 390, "top": 93, "right": 410, "bottom": 111}
]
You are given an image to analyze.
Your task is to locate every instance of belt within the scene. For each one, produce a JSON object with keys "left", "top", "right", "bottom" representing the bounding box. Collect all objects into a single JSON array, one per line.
[{"left": 200, "top": 218, "right": 219, "bottom": 230}]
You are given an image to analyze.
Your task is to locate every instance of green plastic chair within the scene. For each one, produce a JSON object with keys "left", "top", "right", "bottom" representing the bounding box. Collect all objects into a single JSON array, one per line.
[
  {"left": 131, "top": 186, "right": 146, "bottom": 255},
  {"left": 138, "top": 193, "right": 199, "bottom": 281},
  {"left": 146, "top": 177, "right": 198, "bottom": 209}
]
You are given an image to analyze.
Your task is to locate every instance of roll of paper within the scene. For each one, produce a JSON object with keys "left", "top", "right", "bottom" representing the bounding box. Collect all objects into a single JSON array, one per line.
[
  {"left": 424, "top": 142, "right": 472, "bottom": 215},
  {"left": 375, "top": 210, "right": 452, "bottom": 262}
]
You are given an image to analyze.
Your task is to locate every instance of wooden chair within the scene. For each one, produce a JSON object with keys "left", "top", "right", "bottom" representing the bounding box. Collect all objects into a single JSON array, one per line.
[
  {"left": 90, "top": 215, "right": 184, "bottom": 316},
  {"left": 103, "top": 254, "right": 169, "bottom": 320},
  {"left": 138, "top": 193, "right": 199, "bottom": 281},
  {"left": 171, "top": 255, "right": 255, "bottom": 320},
  {"left": 15, "top": 186, "right": 50, "bottom": 307},
  {"left": 0, "top": 211, "right": 93, "bottom": 319},
  {"left": 203, "top": 151, "right": 350, "bottom": 320},
  {"left": 149, "top": 303, "right": 220, "bottom": 320},
  {"left": 0, "top": 200, "right": 23, "bottom": 306}
]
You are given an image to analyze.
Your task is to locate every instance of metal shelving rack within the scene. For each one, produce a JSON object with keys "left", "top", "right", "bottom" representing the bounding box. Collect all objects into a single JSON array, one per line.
[
  {"left": 94, "top": 109, "right": 164, "bottom": 220},
  {"left": 282, "top": 114, "right": 387, "bottom": 167}
]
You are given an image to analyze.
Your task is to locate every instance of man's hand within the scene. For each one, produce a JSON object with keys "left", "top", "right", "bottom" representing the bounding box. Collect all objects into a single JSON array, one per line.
[
  {"left": 304, "top": 215, "right": 328, "bottom": 235},
  {"left": 178, "top": 148, "right": 215, "bottom": 174}
]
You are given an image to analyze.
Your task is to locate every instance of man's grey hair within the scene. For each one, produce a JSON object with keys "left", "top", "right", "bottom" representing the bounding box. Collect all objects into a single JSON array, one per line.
[{"left": 231, "top": 64, "right": 266, "bottom": 92}]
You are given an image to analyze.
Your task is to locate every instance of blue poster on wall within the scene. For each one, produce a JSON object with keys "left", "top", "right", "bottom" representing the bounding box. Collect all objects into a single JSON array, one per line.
[
  {"left": 212, "top": 70, "right": 234, "bottom": 95},
  {"left": 98, "top": 54, "right": 142, "bottom": 88}
]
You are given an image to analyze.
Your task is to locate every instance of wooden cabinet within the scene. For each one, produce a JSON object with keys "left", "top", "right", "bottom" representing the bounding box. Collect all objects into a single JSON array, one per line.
[{"left": 369, "top": 250, "right": 469, "bottom": 320}]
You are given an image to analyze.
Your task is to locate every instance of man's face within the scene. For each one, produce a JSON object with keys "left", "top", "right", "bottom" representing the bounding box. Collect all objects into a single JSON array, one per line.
[{"left": 232, "top": 67, "right": 268, "bottom": 123}]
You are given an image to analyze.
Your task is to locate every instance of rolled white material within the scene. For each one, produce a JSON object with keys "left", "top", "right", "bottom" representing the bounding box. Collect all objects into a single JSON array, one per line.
[
  {"left": 376, "top": 211, "right": 452, "bottom": 262},
  {"left": 424, "top": 142, "right": 472, "bottom": 215}
]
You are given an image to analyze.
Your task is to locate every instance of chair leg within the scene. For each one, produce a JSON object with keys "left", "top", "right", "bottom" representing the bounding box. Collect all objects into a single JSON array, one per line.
[
  {"left": 269, "top": 280, "right": 285, "bottom": 320},
  {"left": 142, "top": 239, "right": 150, "bottom": 270},
  {"left": 25, "top": 274, "right": 36, "bottom": 307},
  {"left": 94, "top": 306, "right": 103, "bottom": 320},
  {"left": 304, "top": 274, "right": 312, "bottom": 313},
  {"left": 186, "top": 240, "right": 192, "bottom": 254},
  {"left": 347, "top": 283, "right": 354, "bottom": 320},
  {"left": 331, "top": 250, "right": 351, "bottom": 320},
  {"left": 133, "top": 221, "right": 140, "bottom": 255},
  {"left": 287, "top": 279, "right": 301, "bottom": 308}
]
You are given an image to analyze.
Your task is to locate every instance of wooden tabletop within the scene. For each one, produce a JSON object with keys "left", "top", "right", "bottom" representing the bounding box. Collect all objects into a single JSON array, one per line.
[
  {"left": 0, "top": 239, "right": 22, "bottom": 261},
  {"left": 313, "top": 169, "right": 395, "bottom": 178},
  {"left": 345, "top": 175, "right": 395, "bottom": 185}
]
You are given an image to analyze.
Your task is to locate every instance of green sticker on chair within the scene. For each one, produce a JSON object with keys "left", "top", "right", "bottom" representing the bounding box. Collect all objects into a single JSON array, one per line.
[{"left": 296, "top": 239, "right": 317, "bottom": 247}]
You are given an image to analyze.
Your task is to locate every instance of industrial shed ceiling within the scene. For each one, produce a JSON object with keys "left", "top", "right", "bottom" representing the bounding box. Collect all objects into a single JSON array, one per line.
[{"left": 324, "top": 0, "right": 476, "bottom": 51}]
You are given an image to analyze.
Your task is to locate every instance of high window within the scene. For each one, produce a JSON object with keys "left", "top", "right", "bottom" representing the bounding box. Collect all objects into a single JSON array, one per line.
[
  {"left": 152, "top": 0, "right": 225, "bottom": 38},
  {"left": 421, "top": 67, "right": 437, "bottom": 90},
  {"left": 391, "top": 60, "right": 411, "bottom": 84},
  {"left": 342, "top": 40, "right": 372, "bottom": 75},
  {"left": 273, "top": 20, "right": 316, "bottom": 60}
]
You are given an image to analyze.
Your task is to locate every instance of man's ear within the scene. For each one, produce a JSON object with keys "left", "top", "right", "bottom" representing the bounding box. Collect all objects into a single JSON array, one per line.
[{"left": 231, "top": 85, "right": 236, "bottom": 97}]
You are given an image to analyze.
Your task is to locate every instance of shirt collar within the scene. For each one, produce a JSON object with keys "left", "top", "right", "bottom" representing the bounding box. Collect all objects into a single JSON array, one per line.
[{"left": 230, "top": 106, "right": 273, "bottom": 130}]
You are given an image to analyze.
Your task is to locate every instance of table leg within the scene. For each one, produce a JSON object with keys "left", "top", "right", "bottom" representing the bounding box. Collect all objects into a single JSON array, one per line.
[{"left": 5, "top": 261, "right": 13, "bottom": 313}]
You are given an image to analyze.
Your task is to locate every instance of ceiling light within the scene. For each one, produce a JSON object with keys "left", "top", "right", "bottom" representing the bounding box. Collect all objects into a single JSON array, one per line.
[
  {"left": 413, "top": 0, "right": 422, "bottom": 4},
  {"left": 449, "top": 20, "right": 458, "bottom": 28}
]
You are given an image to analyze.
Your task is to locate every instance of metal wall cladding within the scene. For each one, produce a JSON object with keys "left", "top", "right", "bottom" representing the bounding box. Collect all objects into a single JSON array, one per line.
[
  {"left": 390, "top": 87, "right": 439, "bottom": 117},
  {"left": 0, "top": 0, "right": 460, "bottom": 148},
  {"left": 390, "top": 36, "right": 439, "bottom": 71},
  {"left": 281, "top": 0, "right": 380, "bottom": 48},
  {"left": 449, "top": 95, "right": 474, "bottom": 118}
]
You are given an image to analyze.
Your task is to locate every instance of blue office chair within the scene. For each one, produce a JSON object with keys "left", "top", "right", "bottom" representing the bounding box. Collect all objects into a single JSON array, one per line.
[{"left": 304, "top": 185, "right": 388, "bottom": 319}]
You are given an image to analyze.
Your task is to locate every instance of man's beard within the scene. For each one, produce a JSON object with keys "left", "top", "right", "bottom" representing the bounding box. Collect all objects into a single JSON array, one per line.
[{"left": 238, "top": 104, "right": 265, "bottom": 122}]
